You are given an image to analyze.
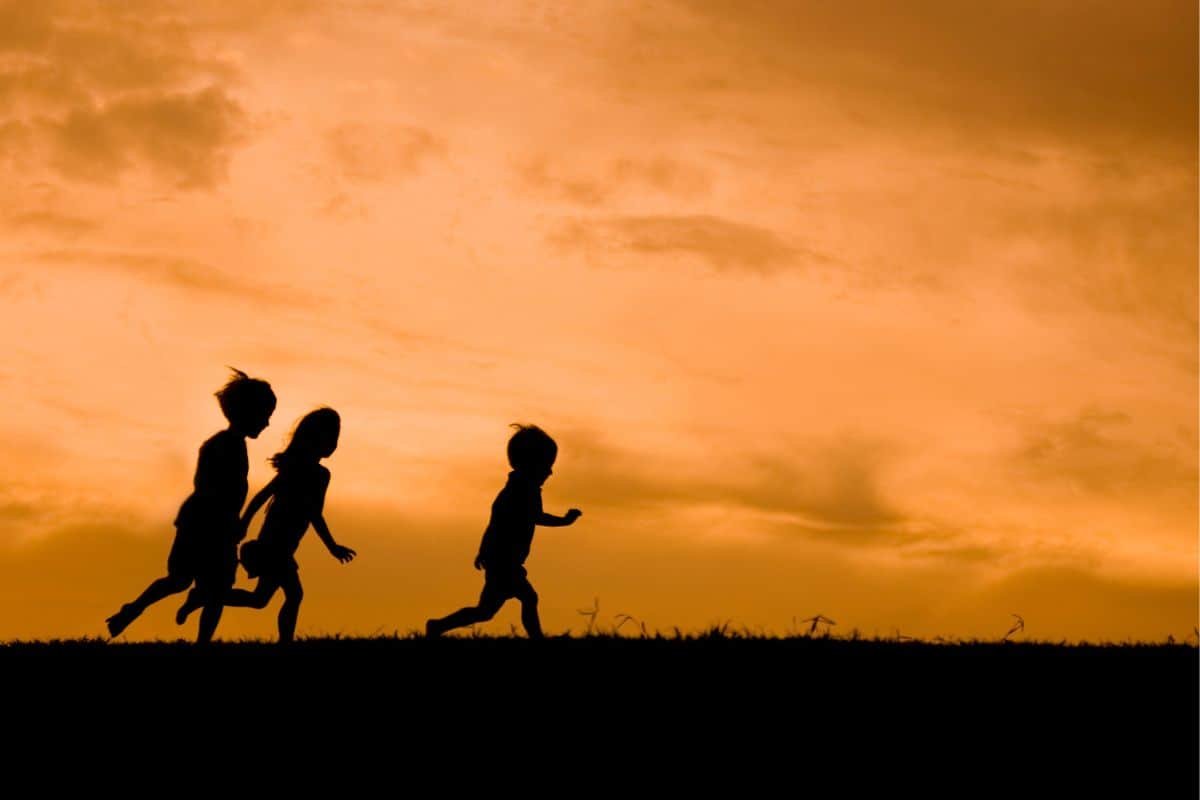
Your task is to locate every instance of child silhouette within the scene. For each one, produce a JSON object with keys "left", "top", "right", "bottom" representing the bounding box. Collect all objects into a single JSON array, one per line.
[
  {"left": 177, "top": 407, "right": 355, "bottom": 642},
  {"left": 106, "top": 369, "right": 276, "bottom": 642},
  {"left": 426, "top": 424, "right": 581, "bottom": 639}
]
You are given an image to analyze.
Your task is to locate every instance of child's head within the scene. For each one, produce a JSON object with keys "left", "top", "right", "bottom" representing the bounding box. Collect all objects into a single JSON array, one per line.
[
  {"left": 271, "top": 407, "right": 340, "bottom": 470},
  {"left": 216, "top": 368, "right": 276, "bottom": 438},
  {"left": 507, "top": 424, "right": 557, "bottom": 482}
]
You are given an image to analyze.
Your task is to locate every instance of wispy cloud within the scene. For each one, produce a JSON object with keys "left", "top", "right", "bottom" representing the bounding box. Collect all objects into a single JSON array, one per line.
[
  {"left": 27, "top": 248, "right": 311, "bottom": 305},
  {"left": 555, "top": 431, "right": 921, "bottom": 541},
  {"left": 518, "top": 155, "right": 712, "bottom": 206},
  {"left": 553, "top": 214, "right": 822, "bottom": 274},
  {"left": 6, "top": 211, "right": 98, "bottom": 237},
  {"left": 1014, "top": 407, "right": 1197, "bottom": 500},
  {"left": 326, "top": 123, "right": 446, "bottom": 182}
]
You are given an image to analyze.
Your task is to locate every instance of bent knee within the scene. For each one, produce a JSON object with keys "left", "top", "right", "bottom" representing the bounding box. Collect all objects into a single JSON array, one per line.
[
  {"left": 474, "top": 603, "right": 501, "bottom": 621},
  {"left": 165, "top": 574, "right": 193, "bottom": 592},
  {"left": 250, "top": 591, "right": 275, "bottom": 609}
]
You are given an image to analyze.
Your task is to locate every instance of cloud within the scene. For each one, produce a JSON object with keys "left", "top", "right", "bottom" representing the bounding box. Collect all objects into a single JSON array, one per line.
[
  {"left": 518, "top": 155, "right": 712, "bottom": 206},
  {"left": 326, "top": 123, "right": 446, "bottom": 182},
  {"left": 518, "top": 158, "right": 609, "bottom": 206},
  {"left": 997, "top": 166, "right": 1198, "bottom": 337},
  {"left": 553, "top": 214, "right": 820, "bottom": 274},
  {"left": 615, "top": 0, "right": 1196, "bottom": 157},
  {"left": 0, "top": 1, "right": 255, "bottom": 188},
  {"left": 554, "top": 430, "right": 915, "bottom": 542},
  {"left": 28, "top": 248, "right": 310, "bottom": 305},
  {"left": 44, "top": 87, "right": 246, "bottom": 187},
  {"left": 1015, "top": 407, "right": 1197, "bottom": 499},
  {"left": 6, "top": 211, "right": 98, "bottom": 237}
]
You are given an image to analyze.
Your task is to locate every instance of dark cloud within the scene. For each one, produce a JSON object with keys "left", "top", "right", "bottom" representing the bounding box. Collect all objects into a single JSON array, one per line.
[
  {"left": 0, "top": 1, "right": 255, "bottom": 187},
  {"left": 553, "top": 214, "right": 822, "bottom": 274},
  {"left": 0, "top": 500, "right": 37, "bottom": 522},
  {"left": 326, "top": 124, "right": 446, "bottom": 182},
  {"left": 554, "top": 430, "right": 913, "bottom": 542},
  {"left": 1015, "top": 407, "right": 1198, "bottom": 500},
  {"left": 615, "top": 1, "right": 1196, "bottom": 156},
  {"left": 44, "top": 87, "right": 246, "bottom": 187}
]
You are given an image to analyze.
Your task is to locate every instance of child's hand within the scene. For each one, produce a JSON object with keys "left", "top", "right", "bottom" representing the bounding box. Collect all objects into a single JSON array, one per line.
[
  {"left": 473, "top": 554, "right": 485, "bottom": 571},
  {"left": 330, "top": 544, "right": 356, "bottom": 564},
  {"left": 564, "top": 508, "right": 583, "bottom": 524}
]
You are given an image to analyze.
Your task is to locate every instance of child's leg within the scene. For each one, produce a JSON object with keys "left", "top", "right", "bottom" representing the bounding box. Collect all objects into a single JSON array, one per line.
[
  {"left": 127, "top": 574, "right": 193, "bottom": 614},
  {"left": 426, "top": 582, "right": 507, "bottom": 637},
  {"left": 277, "top": 571, "right": 303, "bottom": 643},
  {"left": 193, "top": 550, "right": 239, "bottom": 644},
  {"left": 107, "top": 573, "right": 192, "bottom": 637},
  {"left": 226, "top": 579, "right": 280, "bottom": 609},
  {"left": 514, "top": 576, "right": 543, "bottom": 640},
  {"left": 196, "top": 603, "right": 224, "bottom": 644}
]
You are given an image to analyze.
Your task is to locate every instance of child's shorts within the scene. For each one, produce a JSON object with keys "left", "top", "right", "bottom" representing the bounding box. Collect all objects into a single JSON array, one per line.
[
  {"left": 479, "top": 565, "right": 535, "bottom": 608},
  {"left": 167, "top": 525, "right": 235, "bottom": 584},
  {"left": 240, "top": 540, "right": 298, "bottom": 582}
]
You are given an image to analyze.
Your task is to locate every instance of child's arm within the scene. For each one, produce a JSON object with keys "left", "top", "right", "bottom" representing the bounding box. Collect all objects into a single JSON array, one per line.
[
  {"left": 238, "top": 477, "right": 279, "bottom": 541},
  {"left": 473, "top": 532, "right": 490, "bottom": 570},
  {"left": 312, "top": 514, "right": 356, "bottom": 563},
  {"left": 538, "top": 509, "right": 582, "bottom": 527},
  {"left": 309, "top": 469, "right": 355, "bottom": 563}
]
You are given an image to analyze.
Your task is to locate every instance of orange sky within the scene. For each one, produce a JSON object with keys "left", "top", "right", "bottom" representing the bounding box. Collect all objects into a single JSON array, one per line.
[{"left": 0, "top": 0, "right": 1195, "bottom": 642}]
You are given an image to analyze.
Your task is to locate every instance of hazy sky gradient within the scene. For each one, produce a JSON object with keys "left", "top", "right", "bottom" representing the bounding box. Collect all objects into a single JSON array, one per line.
[{"left": 1, "top": 0, "right": 1195, "bottom": 641}]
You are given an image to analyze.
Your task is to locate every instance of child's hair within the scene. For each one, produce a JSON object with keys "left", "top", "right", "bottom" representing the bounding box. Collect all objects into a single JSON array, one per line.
[
  {"left": 507, "top": 424, "right": 557, "bottom": 473},
  {"left": 216, "top": 368, "right": 276, "bottom": 429},
  {"left": 271, "top": 407, "right": 340, "bottom": 470}
]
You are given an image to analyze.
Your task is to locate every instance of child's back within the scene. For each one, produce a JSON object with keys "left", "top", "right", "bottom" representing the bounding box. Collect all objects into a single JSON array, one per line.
[
  {"left": 258, "top": 462, "right": 330, "bottom": 557},
  {"left": 174, "top": 428, "right": 250, "bottom": 535}
]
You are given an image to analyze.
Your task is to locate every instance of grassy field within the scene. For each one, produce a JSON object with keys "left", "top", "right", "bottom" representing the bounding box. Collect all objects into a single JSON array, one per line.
[{"left": 4, "top": 632, "right": 1194, "bottom": 791}]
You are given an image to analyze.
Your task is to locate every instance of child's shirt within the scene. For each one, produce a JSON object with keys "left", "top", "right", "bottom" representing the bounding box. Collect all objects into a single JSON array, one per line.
[
  {"left": 174, "top": 429, "right": 249, "bottom": 535},
  {"left": 259, "top": 463, "right": 330, "bottom": 556},
  {"left": 477, "top": 470, "right": 542, "bottom": 569}
]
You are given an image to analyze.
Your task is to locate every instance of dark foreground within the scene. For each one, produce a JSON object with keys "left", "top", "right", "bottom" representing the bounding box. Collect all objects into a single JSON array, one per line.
[{"left": 4, "top": 634, "right": 1195, "bottom": 792}]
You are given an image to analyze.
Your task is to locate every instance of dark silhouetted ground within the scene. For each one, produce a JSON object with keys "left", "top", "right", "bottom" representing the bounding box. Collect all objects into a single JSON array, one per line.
[{"left": 3, "top": 632, "right": 1193, "bottom": 793}]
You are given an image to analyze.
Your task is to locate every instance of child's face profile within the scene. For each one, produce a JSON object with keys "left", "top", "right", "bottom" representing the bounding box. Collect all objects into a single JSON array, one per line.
[
  {"left": 245, "top": 405, "right": 274, "bottom": 439},
  {"left": 530, "top": 458, "right": 554, "bottom": 485},
  {"left": 319, "top": 427, "right": 340, "bottom": 458}
]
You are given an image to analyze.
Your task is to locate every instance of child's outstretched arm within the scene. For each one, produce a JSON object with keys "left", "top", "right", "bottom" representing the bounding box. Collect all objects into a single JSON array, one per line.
[
  {"left": 238, "top": 476, "right": 278, "bottom": 541},
  {"left": 538, "top": 508, "right": 582, "bottom": 527},
  {"left": 312, "top": 514, "right": 356, "bottom": 563}
]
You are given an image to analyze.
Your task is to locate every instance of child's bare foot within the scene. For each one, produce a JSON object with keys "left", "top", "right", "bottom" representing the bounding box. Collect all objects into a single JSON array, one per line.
[
  {"left": 106, "top": 605, "right": 136, "bottom": 638},
  {"left": 425, "top": 619, "right": 444, "bottom": 638}
]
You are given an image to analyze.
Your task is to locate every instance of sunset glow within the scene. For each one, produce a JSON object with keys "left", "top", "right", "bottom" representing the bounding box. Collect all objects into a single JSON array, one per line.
[{"left": 1, "top": 0, "right": 1195, "bottom": 642}]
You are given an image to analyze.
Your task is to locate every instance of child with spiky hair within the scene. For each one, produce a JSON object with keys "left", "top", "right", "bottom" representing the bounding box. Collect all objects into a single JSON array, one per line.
[
  {"left": 105, "top": 369, "right": 276, "bottom": 642},
  {"left": 176, "top": 407, "right": 356, "bottom": 643},
  {"left": 425, "top": 424, "right": 582, "bottom": 639}
]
